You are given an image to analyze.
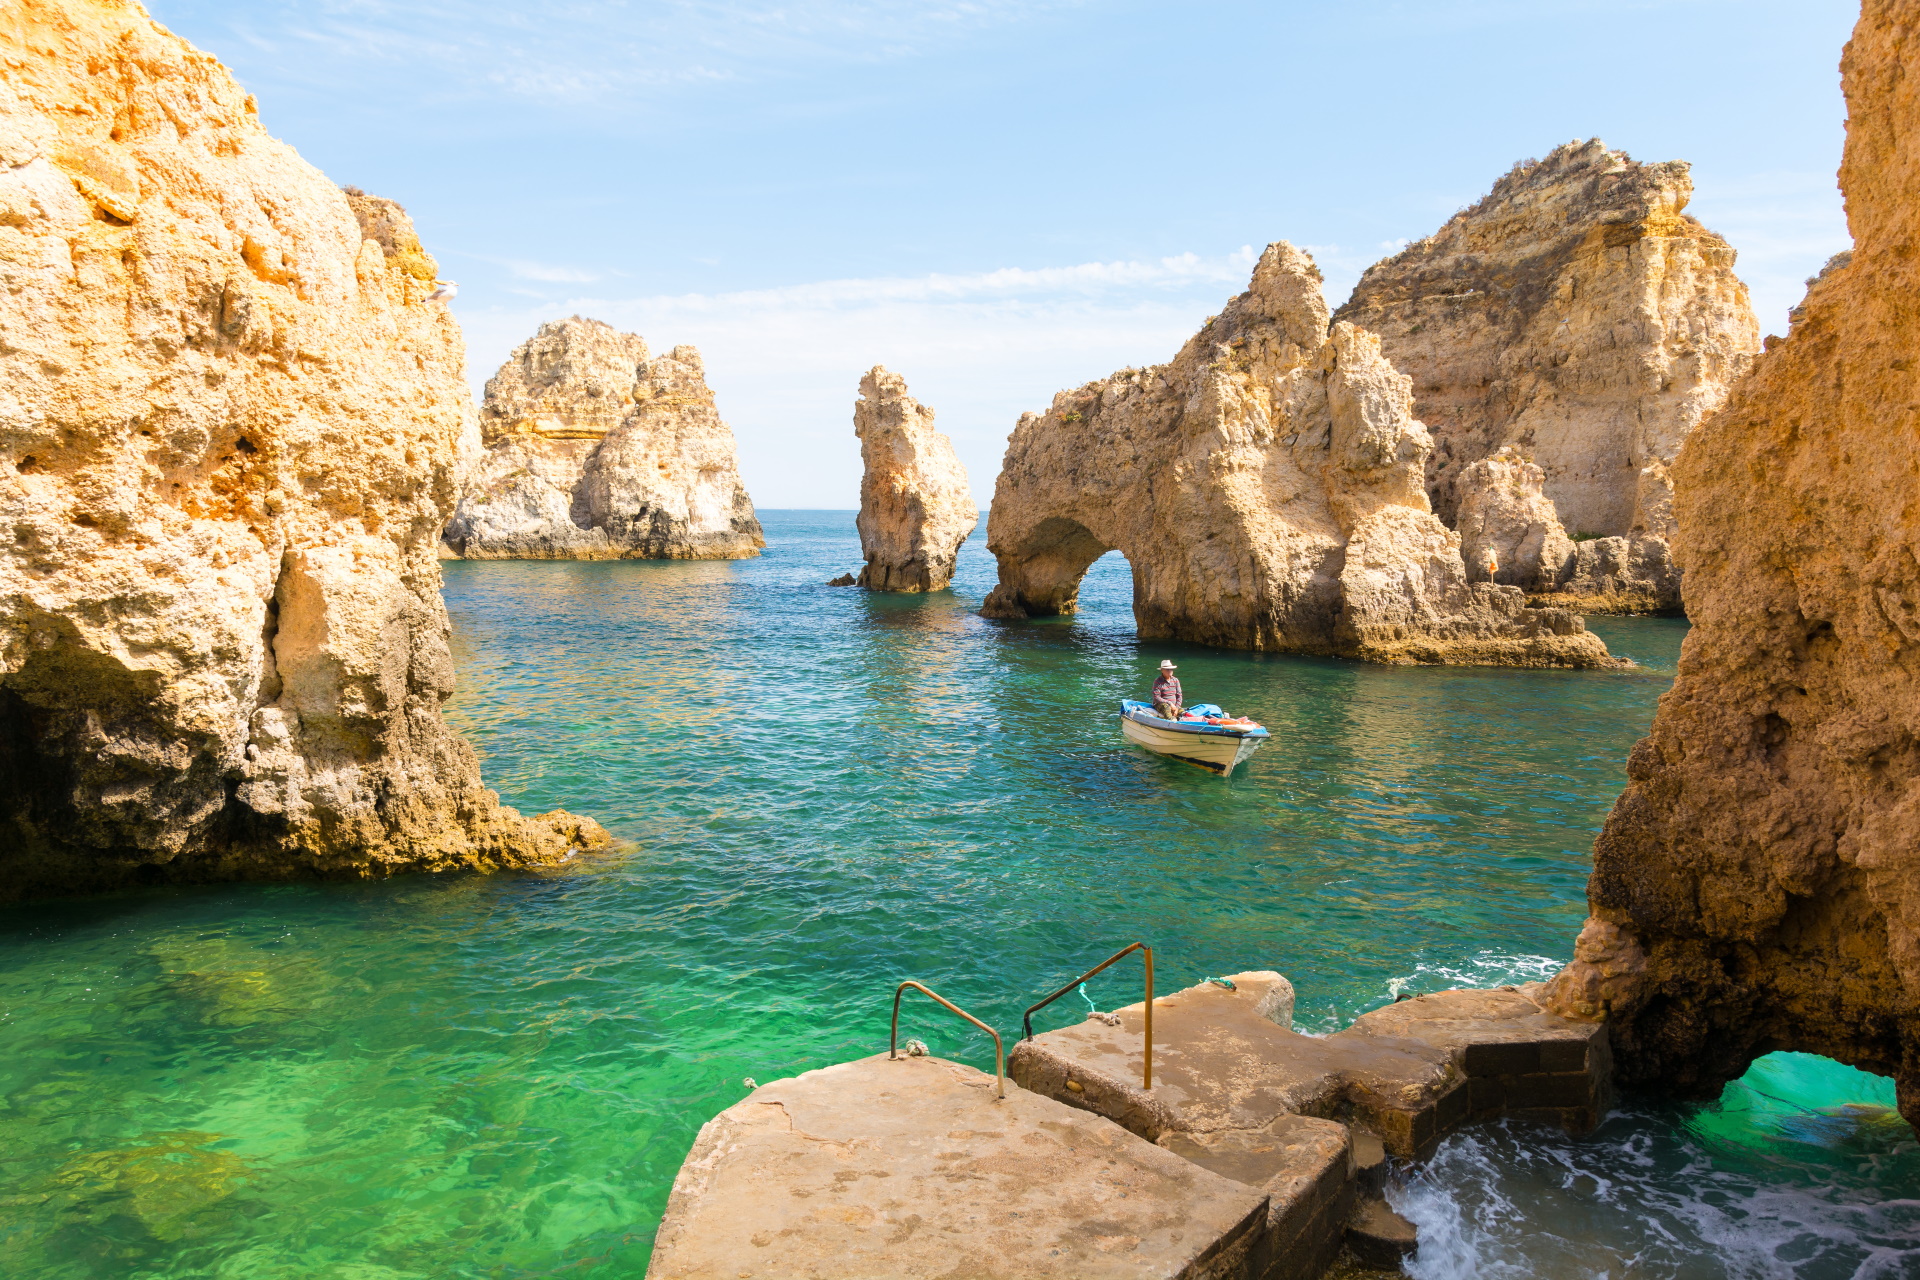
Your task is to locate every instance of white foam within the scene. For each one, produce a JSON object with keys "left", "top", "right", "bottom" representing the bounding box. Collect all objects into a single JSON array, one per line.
[{"left": 1391, "top": 1112, "right": 1920, "bottom": 1280}]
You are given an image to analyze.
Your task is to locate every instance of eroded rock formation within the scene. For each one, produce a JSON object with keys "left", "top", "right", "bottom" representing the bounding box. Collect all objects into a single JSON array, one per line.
[
  {"left": 443, "top": 318, "right": 763, "bottom": 560},
  {"left": 0, "top": 0, "right": 606, "bottom": 900},
  {"left": 853, "top": 367, "right": 977, "bottom": 591},
  {"left": 1542, "top": 0, "right": 1920, "bottom": 1125},
  {"left": 981, "top": 243, "right": 1614, "bottom": 667},
  {"left": 1453, "top": 447, "right": 1576, "bottom": 593},
  {"left": 1337, "top": 139, "right": 1759, "bottom": 613},
  {"left": 1454, "top": 448, "right": 1680, "bottom": 613}
]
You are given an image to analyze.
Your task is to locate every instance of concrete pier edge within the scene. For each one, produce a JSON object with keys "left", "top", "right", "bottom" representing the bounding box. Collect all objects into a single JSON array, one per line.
[{"left": 646, "top": 974, "right": 1610, "bottom": 1279}]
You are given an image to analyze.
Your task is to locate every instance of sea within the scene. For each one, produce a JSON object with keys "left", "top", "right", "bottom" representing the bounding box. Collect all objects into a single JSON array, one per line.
[{"left": 1, "top": 510, "right": 1915, "bottom": 1278}]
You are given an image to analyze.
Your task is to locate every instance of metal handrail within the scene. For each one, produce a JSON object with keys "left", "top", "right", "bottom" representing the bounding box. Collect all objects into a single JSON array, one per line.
[
  {"left": 1020, "top": 943, "right": 1154, "bottom": 1089},
  {"left": 890, "top": 981, "right": 1005, "bottom": 1099}
]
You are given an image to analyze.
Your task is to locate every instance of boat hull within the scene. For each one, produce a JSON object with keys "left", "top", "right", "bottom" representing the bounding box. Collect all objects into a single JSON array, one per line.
[{"left": 1120, "top": 716, "right": 1267, "bottom": 775}]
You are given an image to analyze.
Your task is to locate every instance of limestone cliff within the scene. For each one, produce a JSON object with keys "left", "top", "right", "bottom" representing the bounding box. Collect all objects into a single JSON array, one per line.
[
  {"left": 1452, "top": 448, "right": 1576, "bottom": 593},
  {"left": 1542, "top": 0, "right": 1920, "bottom": 1125},
  {"left": 981, "top": 243, "right": 1614, "bottom": 667},
  {"left": 1454, "top": 448, "right": 1679, "bottom": 613},
  {"left": 443, "top": 318, "right": 764, "bottom": 560},
  {"left": 853, "top": 367, "right": 977, "bottom": 592},
  {"left": 1337, "top": 140, "right": 1758, "bottom": 613},
  {"left": 0, "top": 0, "right": 607, "bottom": 900}
]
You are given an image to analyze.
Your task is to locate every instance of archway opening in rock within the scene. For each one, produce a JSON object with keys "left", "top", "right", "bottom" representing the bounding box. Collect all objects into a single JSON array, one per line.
[
  {"left": 1680, "top": 1051, "right": 1908, "bottom": 1160},
  {"left": 985, "top": 516, "right": 1117, "bottom": 620}
]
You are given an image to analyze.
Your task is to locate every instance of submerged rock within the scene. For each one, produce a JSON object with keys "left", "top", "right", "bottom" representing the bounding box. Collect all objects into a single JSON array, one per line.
[
  {"left": 1542, "top": 1, "right": 1920, "bottom": 1128},
  {"left": 0, "top": 1, "right": 607, "bottom": 900},
  {"left": 981, "top": 243, "right": 1615, "bottom": 667},
  {"left": 443, "top": 318, "right": 763, "bottom": 560},
  {"left": 853, "top": 366, "right": 977, "bottom": 592}
]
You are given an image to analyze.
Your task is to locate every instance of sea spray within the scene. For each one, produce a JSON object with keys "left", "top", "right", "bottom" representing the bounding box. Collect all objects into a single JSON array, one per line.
[{"left": 1393, "top": 1065, "right": 1920, "bottom": 1280}]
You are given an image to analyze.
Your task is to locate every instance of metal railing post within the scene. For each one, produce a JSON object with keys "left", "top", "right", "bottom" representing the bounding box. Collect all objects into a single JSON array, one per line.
[
  {"left": 890, "top": 981, "right": 1005, "bottom": 1099},
  {"left": 1020, "top": 943, "right": 1155, "bottom": 1090}
]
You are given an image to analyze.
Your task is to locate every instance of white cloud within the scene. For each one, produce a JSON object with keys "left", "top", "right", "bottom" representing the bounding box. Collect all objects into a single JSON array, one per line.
[
  {"left": 191, "top": 0, "right": 1093, "bottom": 105},
  {"left": 456, "top": 247, "right": 1267, "bottom": 508}
]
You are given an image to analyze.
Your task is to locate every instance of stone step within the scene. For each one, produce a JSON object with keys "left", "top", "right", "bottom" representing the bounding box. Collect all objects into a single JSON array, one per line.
[
  {"left": 1344, "top": 1198, "right": 1418, "bottom": 1270},
  {"left": 1008, "top": 972, "right": 1607, "bottom": 1159},
  {"left": 645, "top": 1053, "right": 1271, "bottom": 1279},
  {"left": 650, "top": 974, "right": 1611, "bottom": 1279}
]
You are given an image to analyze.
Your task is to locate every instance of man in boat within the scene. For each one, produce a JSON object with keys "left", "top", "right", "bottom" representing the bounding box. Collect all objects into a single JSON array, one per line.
[{"left": 1151, "top": 659, "right": 1183, "bottom": 720}]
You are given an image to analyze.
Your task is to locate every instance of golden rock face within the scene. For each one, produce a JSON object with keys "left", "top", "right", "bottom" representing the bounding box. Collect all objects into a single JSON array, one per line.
[
  {"left": 446, "top": 317, "right": 764, "bottom": 561},
  {"left": 980, "top": 242, "right": 1616, "bottom": 667},
  {"left": 853, "top": 366, "right": 977, "bottom": 593},
  {"left": 0, "top": 0, "right": 605, "bottom": 899},
  {"left": 1337, "top": 138, "right": 1761, "bottom": 540},
  {"left": 1542, "top": 0, "right": 1920, "bottom": 1126}
]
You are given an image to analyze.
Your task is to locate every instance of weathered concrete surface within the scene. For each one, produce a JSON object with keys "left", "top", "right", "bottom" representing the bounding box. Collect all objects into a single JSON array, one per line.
[
  {"left": 1161, "top": 1115, "right": 1354, "bottom": 1280},
  {"left": 1540, "top": 0, "right": 1920, "bottom": 1129},
  {"left": 657, "top": 976, "right": 1611, "bottom": 1279},
  {"left": 1011, "top": 976, "right": 1607, "bottom": 1159},
  {"left": 1344, "top": 1199, "right": 1418, "bottom": 1269},
  {"left": 646, "top": 1053, "right": 1269, "bottom": 1279},
  {"left": 1348, "top": 987, "right": 1613, "bottom": 1133},
  {"left": 854, "top": 367, "right": 977, "bottom": 592},
  {"left": 981, "top": 243, "right": 1615, "bottom": 668}
]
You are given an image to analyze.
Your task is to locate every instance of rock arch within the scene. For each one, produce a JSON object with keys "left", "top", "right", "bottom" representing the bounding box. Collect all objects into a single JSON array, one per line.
[{"left": 981, "top": 244, "right": 1614, "bottom": 667}]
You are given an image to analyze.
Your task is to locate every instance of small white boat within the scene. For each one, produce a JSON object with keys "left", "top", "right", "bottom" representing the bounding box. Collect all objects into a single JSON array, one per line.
[{"left": 1119, "top": 700, "right": 1270, "bottom": 776}]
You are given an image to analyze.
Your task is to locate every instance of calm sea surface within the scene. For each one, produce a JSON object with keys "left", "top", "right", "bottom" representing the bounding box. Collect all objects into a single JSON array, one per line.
[{"left": 1, "top": 510, "right": 1914, "bottom": 1277}]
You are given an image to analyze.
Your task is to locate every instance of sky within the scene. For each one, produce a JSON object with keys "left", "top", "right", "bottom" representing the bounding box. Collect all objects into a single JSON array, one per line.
[{"left": 150, "top": 0, "right": 1861, "bottom": 508}]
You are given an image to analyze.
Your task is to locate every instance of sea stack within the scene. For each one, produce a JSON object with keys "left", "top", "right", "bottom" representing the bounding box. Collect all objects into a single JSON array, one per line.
[
  {"left": 981, "top": 243, "right": 1614, "bottom": 668},
  {"left": 1542, "top": 0, "right": 1920, "bottom": 1129},
  {"left": 0, "top": 0, "right": 606, "bottom": 900},
  {"left": 443, "top": 318, "right": 764, "bottom": 560},
  {"left": 853, "top": 367, "right": 977, "bottom": 592},
  {"left": 1337, "top": 140, "right": 1760, "bottom": 612}
]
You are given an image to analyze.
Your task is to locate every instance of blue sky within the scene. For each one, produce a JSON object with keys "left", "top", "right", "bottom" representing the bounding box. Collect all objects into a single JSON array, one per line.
[{"left": 151, "top": 0, "right": 1859, "bottom": 507}]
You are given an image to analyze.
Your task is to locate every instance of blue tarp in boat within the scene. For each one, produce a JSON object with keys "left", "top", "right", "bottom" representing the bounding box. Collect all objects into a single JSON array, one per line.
[{"left": 1120, "top": 699, "right": 1269, "bottom": 738}]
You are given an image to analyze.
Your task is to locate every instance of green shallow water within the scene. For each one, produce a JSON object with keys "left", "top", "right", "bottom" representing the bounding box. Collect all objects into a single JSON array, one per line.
[{"left": 1, "top": 510, "right": 1913, "bottom": 1277}]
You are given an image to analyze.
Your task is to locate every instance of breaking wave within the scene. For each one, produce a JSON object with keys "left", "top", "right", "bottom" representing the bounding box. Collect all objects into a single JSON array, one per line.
[{"left": 1392, "top": 1054, "right": 1920, "bottom": 1280}]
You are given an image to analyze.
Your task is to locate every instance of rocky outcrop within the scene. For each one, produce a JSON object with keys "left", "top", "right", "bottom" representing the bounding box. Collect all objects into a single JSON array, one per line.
[
  {"left": 1453, "top": 448, "right": 1576, "bottom": 592},
  {"left": 853, "top": 367, "right": 977, "bottom": 592},
  {"left": 1338, "top": 139, "right": 1760, "bottom": 536},
  {"left": 1337, "top": 139, "right": 1758, "bottom": 616},
  {"left": 1542, "top": 0, "right": 1920, "bottom": 1126},
  {"left": 981, "top": 243, "right": 1615, "bottom": 667},
  {"left": 1536, "top": 535, "right": 1684, "bottom": 616},
  {"left": 1455, "top": 448, "right": 1680, "bottom": 613},
  {"left": 0, "top": 0, "right": 607, "bottom": 900},
  {"left": 443, "top": 318, "right": 763, "bottom": 560}
]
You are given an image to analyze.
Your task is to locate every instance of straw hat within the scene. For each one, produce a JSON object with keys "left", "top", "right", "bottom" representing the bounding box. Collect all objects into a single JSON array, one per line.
[{"left": 1158, "top": 659, "right": 1177, "bottom": 670}]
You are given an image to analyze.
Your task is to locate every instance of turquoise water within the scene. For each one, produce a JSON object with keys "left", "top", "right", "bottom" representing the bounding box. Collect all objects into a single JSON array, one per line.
[{"left": 0, "top": 510, "right": 1912, "bottom": 1277}]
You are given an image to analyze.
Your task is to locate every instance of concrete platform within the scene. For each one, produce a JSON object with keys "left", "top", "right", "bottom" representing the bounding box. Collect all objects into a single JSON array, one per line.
[
  {"left": 1345, "top": 986, "right": 1613, "bottom": 1133},
  {"left": 650, "top": 977, "right": 1611, "bottom": 1280},
  {"left": 1009, "top": 973, "right": 1606, "bottom": 1159},
  {"left": 645, "top": 1053, "right": 1271, "bottom": 1279}
]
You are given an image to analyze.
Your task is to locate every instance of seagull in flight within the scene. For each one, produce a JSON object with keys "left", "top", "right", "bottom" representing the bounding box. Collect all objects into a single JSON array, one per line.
[{"left": 426, "top": 280, "right": 459, "bottom": 303}]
